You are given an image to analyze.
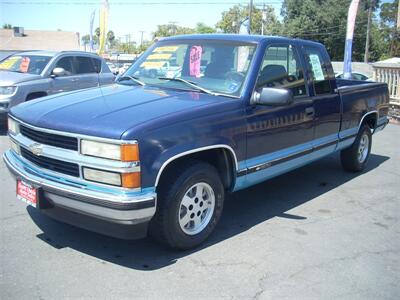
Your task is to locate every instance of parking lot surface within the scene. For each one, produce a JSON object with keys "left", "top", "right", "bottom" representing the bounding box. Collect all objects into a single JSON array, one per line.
[{"left": 1, "top": 125, "right": 399, "bottom": 299}]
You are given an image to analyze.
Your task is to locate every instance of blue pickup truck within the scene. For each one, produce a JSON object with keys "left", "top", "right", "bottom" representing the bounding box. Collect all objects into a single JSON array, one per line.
[{"left": 3, "top": 35, "right": 389, "bottom": 249}]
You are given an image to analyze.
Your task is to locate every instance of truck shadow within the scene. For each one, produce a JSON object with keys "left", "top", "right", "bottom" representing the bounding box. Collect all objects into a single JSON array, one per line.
[{"left": 27, "top": 152, "right": 389, "bottom": 270}]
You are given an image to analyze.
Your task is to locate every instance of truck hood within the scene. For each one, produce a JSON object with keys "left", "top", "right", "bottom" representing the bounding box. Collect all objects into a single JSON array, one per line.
[
  {"left": 10, "top": 84, "right": 234, "bottom": 139},
  {"left": 0, "top": 70, "right": 42, "bottom": 85}
]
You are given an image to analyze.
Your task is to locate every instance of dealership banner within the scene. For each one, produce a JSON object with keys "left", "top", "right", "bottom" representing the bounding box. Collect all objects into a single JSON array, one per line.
[
  {"left": 89, "top": 9, "right": 95, "bottom": 52},
  {"left": 98, "top": 0, "right": 109, "bottom": 54},
  {"left": 343, "top": 0, "right": 360, "bottom": 79}
]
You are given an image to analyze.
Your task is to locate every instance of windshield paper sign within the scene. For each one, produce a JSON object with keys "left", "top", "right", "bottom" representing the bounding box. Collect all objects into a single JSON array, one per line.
[
  {"left": 20, "top": 57, "right": 30, "bottom": 73},
  {"left": 0, "top": 56, "right": 19, "bottom": 69},
  {"left": 189, "top": 46, "right": 202, "bottom": 77}
]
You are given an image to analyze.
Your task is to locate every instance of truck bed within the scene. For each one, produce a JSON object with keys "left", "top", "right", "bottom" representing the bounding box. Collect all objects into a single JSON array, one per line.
[{"left": 336, "top": 79, "right": 390, "bottom": 131}]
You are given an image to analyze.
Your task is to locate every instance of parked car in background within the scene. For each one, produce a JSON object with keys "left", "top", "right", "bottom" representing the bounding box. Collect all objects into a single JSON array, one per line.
[
  {"left": 118, "top": 63, "right": 131, "bottom": 75},
  {"left": 106, "top": 61, "right": 119, "bottom": 75},
  {"left": 335, "top": 72, "right": 371, "bottom": 81},
  {"left": 0, "top": 50, "right": 115, "bottom": 130}
]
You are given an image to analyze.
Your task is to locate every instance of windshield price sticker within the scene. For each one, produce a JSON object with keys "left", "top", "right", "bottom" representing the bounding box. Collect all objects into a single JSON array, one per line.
[
  {"left": 148, "top": 53, "right": 173, "bottom": 60},
  {"left": 141, "top": 61, "right": 166, "bottom": 68},
  {"left": 154, "top": 46, "right": 179, "bottom": 52},
  {"left": 189, "top": 46, "right": 202, "bottom": 77},
  {"left": 309, "top": 54, "right": 325, "bottom": 81}
]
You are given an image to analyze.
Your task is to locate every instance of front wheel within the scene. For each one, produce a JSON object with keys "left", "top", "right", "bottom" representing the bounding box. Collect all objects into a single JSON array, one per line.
[
  {"left": 149, "top": 161, "right": 224, "bottom": 250},
  {"left": 340, "top": 124, "right": 372, "bottom": 172}
]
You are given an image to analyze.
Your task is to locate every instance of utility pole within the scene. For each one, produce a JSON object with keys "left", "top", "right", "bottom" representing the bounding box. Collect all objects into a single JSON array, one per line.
[
  {"left": 249, "top": 0, "right": 253, "bottom": 34},
  {"left": 261, "top": 2, "right": 266, "bottom": 35},
  {"left": 364, "top": 0, "right": 374, "bottom": 63},
  {"left": 139, "top": 30, "right": 144, "bottom": 49}
]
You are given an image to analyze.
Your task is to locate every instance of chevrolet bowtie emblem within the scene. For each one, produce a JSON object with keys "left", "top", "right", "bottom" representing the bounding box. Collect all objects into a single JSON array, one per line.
[{"left": 29, "top": 143, "right": 43, "bottom": 156}]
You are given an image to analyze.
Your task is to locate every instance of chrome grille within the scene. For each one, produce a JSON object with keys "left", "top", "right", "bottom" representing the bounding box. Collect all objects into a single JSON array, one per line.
[
  {"left": 20, "top": 125, "right": 78, "bottom": 151},
  {"left": 21, "top": 147, "right": 80, "bottom": 177}
]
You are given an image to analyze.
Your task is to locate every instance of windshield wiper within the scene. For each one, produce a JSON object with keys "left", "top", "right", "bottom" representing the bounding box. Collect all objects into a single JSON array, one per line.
[
  {"left": 158, "top": 77, "right": 217, "bottom": 96},
  {"left": 117, "top": 75, "right": 145, "bottom": 86}
]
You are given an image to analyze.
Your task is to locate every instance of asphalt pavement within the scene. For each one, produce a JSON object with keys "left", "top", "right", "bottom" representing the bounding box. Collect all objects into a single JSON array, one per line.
[{"left": 1, "top": 125, "right": 399, "bottom": 299}]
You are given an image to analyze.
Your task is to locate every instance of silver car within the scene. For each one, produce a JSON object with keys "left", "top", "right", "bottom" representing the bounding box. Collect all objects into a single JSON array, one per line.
[{"left": 0, "top": 51, "right": 115, "bottom": 130}]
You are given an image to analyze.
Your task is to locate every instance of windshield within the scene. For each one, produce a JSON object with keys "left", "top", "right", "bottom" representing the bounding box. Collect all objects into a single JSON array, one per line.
[
  {"left": 123, "top": 40, "right": 257, "bottom": 97},
  {"left": 0, "top": 55, "right": 52, "bottom": 75}
]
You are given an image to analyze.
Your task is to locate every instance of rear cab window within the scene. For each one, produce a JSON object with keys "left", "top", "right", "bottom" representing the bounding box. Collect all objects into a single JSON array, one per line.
[{"left": 303, "top": 46, "right": 334, "bottom": 95}]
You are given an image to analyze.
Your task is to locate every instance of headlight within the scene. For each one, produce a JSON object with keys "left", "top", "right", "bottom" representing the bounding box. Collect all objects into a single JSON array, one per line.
[
  {"left": 83, "top": 167, "right": 140, "bottom": 188},
  {"left": 83, "top": 167, "right": 122, "bottom": 186},
  {"left": 7, "top": 117, "right": 19, "bottom": 135},
  {"left": 0, "top": 86, "right": 17, "bottom": 95},
  {"left": 80, "top": 140, "right": 139, "bottom": 161}
]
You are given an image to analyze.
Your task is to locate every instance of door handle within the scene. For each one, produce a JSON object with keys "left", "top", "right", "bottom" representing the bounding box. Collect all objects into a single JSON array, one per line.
[{"left": 305, "top": 107, "right": 315, "bottom": 117}]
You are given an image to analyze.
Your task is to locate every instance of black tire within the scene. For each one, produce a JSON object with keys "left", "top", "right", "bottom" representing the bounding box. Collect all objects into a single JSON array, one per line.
[
  {"left": 340, "top": 124, "right": 372, "bottom": 172},
  {"left": 149, "top": 160, "right": 224, "bottom": 250}
]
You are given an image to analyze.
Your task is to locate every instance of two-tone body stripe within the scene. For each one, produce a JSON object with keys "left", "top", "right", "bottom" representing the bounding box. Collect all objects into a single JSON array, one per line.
[{"left": 237, "top": 128, "right": 358, "bottom": 178}]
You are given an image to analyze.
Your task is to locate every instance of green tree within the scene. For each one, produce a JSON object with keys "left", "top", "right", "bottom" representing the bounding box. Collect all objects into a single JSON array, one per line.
[
  {"left": 81, "top": 34, "right": 90, "bottom": 45},
  {"left": 117, "top": 42, "right": 136, "bottom": 54},
  {"left": 137, "top": 41, "right": 153, "bottom": 53},
  {"left": 261, "top": 5, "right": 281, "bottom": 35},
  {"left": 216, "top": 5, "right": 260, "bottom": 34},
  {"left": 216, "top": 4, "right": 280, "bottom": 35},
  {"left": 2, "top": 24, "right": 12, "bottom": 29},
  {"left": 195, "top": 22, "right": 216, "bottom": 34},
  {"left": 379, "top": 0, "right": 399, "bottom": 57},
  {"left": 280, "top": 0, "right": 372, "bottom": 61},
  {"left": 153, "top": 24, "right": 195, "bottom": 38},
  {"left": 107, "top": 30, "right": 116, "bottom": 47},
  {"left": 95, "top": 27, "right": 100, "bottom": 41}
]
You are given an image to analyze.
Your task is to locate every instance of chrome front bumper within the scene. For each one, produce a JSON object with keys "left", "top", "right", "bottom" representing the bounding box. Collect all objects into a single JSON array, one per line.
[{"left": 3, "top": 150, "right": 157, "bottom": 228}]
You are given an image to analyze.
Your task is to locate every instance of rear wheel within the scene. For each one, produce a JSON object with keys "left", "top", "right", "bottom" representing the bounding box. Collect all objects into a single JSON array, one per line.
[
  {"left": 149, "top": 160, "right": 224, "bottom": 250},
  {"left": 340, "top": 124, "right": 372, "bottom": 172}
]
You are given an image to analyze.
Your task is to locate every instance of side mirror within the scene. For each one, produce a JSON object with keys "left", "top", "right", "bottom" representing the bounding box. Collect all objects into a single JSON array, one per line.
[
  {"left": 51, "top": 67, "right": 66, "bottom": 77},
  {"left": 252, "top": 87, "right": 294, "bottom": 106}
]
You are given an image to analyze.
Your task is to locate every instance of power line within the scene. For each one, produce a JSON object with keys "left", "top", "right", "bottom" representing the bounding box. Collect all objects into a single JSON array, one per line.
[{"left": 0, "top": 1, "right": 284, "bottom": 5}]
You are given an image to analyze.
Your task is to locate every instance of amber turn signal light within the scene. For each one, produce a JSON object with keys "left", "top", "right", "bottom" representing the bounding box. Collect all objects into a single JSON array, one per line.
[
  {"left": 121, "top": 144, "right": 139, "bottom": 162},
  {"left": 121, "top": 172, "right": 141, "bottom": 188}
]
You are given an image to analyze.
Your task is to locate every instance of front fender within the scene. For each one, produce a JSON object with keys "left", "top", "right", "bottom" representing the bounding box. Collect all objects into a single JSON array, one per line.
[{"left": 150, "top": 140, "right": 239, "bottom": 188}]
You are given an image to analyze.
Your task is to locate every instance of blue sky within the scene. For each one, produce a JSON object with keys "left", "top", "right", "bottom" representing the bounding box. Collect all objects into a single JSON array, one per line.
[
  {"left": 0, "top": 0, "right": 283, "bottom": 43},
  {"left": 0, "top": 0, "right": 393, "bottom": 45}
]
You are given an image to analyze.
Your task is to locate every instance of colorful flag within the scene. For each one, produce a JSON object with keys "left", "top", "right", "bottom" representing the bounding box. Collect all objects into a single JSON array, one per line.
[
  {"left": 98, "top": 0, "right": 109, "bottom": 55},
  {"left": 240, "top": 18, "right": 250, "bottom": 35},
  {"left": 343, "top": 0, "right": 360, "bottom": 79},
  {"left": 89, "top": 9, "right": 95, "bottom": 52}
]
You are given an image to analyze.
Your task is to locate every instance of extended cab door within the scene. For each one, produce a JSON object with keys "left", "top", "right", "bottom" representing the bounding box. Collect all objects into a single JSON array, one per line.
[
  {"left": 302, "top": 45, "right": 341, "bottom": 152},
  {"left": 243, "top": 43, "right": 314, "bottom": 186}
]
